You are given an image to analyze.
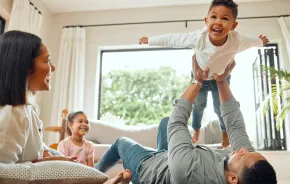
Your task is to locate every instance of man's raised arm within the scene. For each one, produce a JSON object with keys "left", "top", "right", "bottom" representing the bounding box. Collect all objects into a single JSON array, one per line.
[{"left": 217, "top": 80, "right": 254, "bottom": 152}]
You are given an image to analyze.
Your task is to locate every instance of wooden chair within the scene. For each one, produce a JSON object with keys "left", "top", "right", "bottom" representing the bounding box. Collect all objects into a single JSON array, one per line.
[{"left": 44, "top": 109, "right": 68, "bottom": 149}]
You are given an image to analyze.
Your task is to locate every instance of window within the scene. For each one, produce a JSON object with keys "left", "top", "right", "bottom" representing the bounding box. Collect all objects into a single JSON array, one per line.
[
  {"left": 253, "top": 44, "right": 287, "bottom": 150},
  {"left": 99, "top": 48, "right": 192, "bottom": 125},
  {"left": 98, "top": 47, "right": 259, "bottom": 143}
]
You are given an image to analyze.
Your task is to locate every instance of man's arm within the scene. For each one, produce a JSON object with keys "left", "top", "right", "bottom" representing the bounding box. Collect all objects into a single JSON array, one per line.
[
  {"left": 217, "top": 80, "right": 255, "bottom": 152},
  {"left": 167, "top": 68, "right": 208, "bottom": 183}
]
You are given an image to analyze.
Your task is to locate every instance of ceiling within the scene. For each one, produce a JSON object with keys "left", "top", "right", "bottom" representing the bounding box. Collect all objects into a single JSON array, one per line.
[{"left": 41, "top": 0, "right": 276, "bottom": 13}]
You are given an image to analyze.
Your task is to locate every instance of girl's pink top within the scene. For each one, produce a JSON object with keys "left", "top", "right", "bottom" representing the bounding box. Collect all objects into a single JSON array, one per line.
[{"left": 57, "top": 137, "right": 95, "bottom": 165}]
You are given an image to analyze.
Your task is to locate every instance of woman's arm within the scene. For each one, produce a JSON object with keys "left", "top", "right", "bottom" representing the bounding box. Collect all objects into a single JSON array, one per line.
[
  {"left": 0, "top": 106, "right": 29, "bottom": 163},
  {"left": 33, "top": 155, "right": 78, "bottom": 163}
]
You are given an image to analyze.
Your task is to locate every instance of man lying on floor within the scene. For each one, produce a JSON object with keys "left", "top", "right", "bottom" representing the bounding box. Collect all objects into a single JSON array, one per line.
[{"left": 95, "top": 56, "right": 277, "bottom": 184}]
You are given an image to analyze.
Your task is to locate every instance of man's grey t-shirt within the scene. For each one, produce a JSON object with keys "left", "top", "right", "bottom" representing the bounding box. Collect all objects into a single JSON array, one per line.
[{"left": 138, "top": 98, "right": 254, "bottom": 184}]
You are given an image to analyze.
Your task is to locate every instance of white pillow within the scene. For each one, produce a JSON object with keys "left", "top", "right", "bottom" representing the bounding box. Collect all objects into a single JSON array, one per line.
[
  {"left": 0, "top": 161, "right": 108, "bottom": 184},
  {"left": 85, "top": 120, "right": 158, "bottom": 148}
]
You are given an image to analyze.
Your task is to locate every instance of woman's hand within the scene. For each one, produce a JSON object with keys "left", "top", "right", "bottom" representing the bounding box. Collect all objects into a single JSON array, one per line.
[
  {"left": 33, "top": 155, "right": 79, "bottom": 163},
  {"left": 212, "top": 61, "right": 236, "bottom": 81},
  {"left": 53, "top": 155, "right": 79, "bottom": 162},
  {"left": 192, "top": 55, "right": 209, "bottom": 83}
]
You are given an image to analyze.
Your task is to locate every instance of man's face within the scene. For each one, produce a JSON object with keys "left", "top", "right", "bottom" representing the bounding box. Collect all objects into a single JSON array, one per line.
[{"left": 227, "top": 147, "right": 266, "bottom": 175}]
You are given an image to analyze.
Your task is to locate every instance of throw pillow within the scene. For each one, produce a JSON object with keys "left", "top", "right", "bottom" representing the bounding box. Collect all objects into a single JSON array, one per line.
[{"left": 0, "top": 161, "right": 108, "bottom": 184}]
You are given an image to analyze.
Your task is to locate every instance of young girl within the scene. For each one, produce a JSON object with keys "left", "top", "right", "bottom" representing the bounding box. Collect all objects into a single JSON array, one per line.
[
  {"left": 58, "top": 111, "right": 133, "bottom": 183},
  {"left": 57, "top": 111, "right": 95, "bottom": 167}
]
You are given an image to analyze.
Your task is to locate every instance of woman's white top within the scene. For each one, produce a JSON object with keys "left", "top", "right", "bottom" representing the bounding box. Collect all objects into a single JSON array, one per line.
[{"left": 0, "top": 104, "right": 46, "bottom": 163}]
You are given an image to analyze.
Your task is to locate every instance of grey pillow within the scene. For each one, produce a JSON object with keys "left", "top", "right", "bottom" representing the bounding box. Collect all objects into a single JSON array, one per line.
[{"left": 0, "top": 161, "right": 108, "bottom": 184}]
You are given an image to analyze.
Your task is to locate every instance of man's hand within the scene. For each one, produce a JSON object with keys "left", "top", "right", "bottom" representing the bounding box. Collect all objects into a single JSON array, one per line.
[
  {"left": 212, "top": 61, "right": 236, "bottom": 81},
  {"left": 259, "top": 35, "right": 269, "bottom": 45},
  {"left": 192, "top": 55, "right": 209, "bottom": 83},
  {"left": 139, "top": 37, "right": 148, "bottom": 45}
]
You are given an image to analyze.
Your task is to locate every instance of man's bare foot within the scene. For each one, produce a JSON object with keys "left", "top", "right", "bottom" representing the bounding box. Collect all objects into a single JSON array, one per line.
[
  {"left": 104, "top": 169, "right": 132, "bottom": 184},
  {"left": 221, "top": 131, "right": 230, "bottom": 148},
  {"left": 192, "top": 129, "right": 200, "bottom": 143}
]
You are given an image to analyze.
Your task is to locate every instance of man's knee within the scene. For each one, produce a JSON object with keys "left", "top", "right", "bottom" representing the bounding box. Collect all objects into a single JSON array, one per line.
[{"left": 159, "top": 117, "right": 169, "bottom": 130}]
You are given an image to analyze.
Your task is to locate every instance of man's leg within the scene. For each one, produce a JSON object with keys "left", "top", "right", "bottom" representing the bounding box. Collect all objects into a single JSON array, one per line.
[
  {"left": 157, "top": 117, "right": 169, "bottom": 151},
  {"left": 95, "top": 137, "right": 156, "bottom": 183},
  {"left": 192, "top": 88, "right": 208, "bottom": 143}
]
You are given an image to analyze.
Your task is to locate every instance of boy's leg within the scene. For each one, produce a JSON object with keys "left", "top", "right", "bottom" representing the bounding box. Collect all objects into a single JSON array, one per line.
[
  {"left": 95, "top": 137, "right": 156, "bottom": 183},
  {"left": 157, "top": 117, "right": 169, "bottom": 151},
  {"left": 192, "top": 88, "right": 208, "bottom": 143},
  {"left": 211, "top": 76, "right": 231, "bottom": 147}
]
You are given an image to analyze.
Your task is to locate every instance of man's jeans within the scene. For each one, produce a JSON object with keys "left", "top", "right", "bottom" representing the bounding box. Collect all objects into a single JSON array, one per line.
[
  {"left": 192, "top": 76, "right": 231, "bottom": 132},
  {"left": 95, "top": 117, "right": 170, "bottom": 184}
]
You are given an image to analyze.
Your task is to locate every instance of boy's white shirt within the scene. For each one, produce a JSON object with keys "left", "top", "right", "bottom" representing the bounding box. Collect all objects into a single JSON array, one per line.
[{"left": 148, "top": 27, "right": 263, "bottom": 79}]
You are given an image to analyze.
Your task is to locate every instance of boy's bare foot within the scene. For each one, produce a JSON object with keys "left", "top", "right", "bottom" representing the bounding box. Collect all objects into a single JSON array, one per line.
[
  {"left": 192, "top": 129, "right": 200, "bottom": 143},
  {"left": 105, "top": 169, "right": 132, "bottom": 184},
  {"left": 221, "top": 131, "right": 230, "bottom": 148}
]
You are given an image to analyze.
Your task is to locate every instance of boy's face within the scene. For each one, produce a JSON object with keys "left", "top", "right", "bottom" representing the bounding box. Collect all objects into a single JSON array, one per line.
[{"left": 205, "top": 5, "right": 238, "bottom": 44}]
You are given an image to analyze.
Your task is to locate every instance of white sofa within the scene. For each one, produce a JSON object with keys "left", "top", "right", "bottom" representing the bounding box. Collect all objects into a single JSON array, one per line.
[
  {"left": 85, "top": 120, "right": 290, "bottom": 183},
  {"left": 85, "top": 119, "right": 223, "bottom": 178}
]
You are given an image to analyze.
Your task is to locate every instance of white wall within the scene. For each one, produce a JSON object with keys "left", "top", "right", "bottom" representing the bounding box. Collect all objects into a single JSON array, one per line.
[
  {"left": 2, "top": 0, "right": 289, "bottom": 146},
  {"left": 42, "top": 0, "right": 290, "bottom": 145},
  {"left": 0, "top": 0, "right": 12, "bottom": 31}
]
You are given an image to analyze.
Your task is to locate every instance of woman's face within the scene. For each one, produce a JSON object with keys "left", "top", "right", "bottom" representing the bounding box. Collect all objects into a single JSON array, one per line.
[{"left": 28, "top": 44, "right": 55, "bottom": 91}]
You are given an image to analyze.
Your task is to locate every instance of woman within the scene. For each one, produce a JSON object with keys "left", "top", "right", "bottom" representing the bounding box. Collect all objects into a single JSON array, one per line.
[
  {"left": 0, "top": 30, "right": 77, "bottom": 163},
  {"left": 0, "top": 31, "right": 132, "bottom": 184}
]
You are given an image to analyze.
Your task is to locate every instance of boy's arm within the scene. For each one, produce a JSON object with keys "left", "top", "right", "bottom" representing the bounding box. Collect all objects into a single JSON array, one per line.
[
  {"left": 217, "top": 80, "right": 255, "bottom": 152},
  {"left": 238, "top": 34, "right": 269, "bottom": 52},
  {"left": 140, "top": 31, "right": 198, "bottom": 48}
]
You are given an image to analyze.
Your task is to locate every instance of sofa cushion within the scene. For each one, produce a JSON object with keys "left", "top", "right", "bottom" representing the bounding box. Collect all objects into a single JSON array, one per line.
[
  {"left": 85, "top": 120, "right": 159, "bottom": 148},
  {"left": 0, "top": 161, "right": 108, "bottom": 184}
]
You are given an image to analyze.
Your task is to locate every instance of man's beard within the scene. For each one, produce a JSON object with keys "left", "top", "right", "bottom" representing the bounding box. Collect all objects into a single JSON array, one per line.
[{"left": 224, "top": 155, "right": 229, "bottom": 171}]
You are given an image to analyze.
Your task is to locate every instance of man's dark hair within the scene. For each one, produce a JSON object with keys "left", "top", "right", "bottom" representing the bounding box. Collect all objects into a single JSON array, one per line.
[
  {"left": 239, "top": 160, "right": 277, "bottom": 184},
  {"left": 67, "top": 111, "right": 85, "bottom": 136},
  {"left": 0, "top": 31, "right": 42, "bottom": 106},
  {"left": 209, "top": 0, "right": 239, "bottom": 20}
]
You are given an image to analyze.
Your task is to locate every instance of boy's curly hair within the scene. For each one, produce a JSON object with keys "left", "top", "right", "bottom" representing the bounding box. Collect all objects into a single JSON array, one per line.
[{"left": 209, "top": 0, "right": 239, "bottom": 20}]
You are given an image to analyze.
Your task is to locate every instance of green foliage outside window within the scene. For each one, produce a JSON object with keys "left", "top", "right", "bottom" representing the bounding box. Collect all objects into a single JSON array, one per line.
[{"left": 100, "top": 66, "right": 189, "bottom": 125}]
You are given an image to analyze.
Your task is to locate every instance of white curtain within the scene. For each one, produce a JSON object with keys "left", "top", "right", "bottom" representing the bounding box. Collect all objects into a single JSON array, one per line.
[
  {"left": 49, "top": 27, "right": 86, "bottom": 144},
  {"left": 278, "top": 16, "right": 290, "bottom": 64},
  {"left": 8, "top": 0, "right": 42, "bottom": 35}
]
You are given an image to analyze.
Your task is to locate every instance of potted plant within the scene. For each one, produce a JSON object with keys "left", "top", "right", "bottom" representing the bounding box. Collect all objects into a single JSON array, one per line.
[{"left": 259, "top": 65, "right": 290, "bottom": 130}]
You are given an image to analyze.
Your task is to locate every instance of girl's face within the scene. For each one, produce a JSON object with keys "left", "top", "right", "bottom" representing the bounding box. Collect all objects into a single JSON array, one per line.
[
  {"left": 28, "top": 44, "right": 55, "bottom": 92},
  {"left": 69, "top": 114, "right": 90, "bottom": 137}
]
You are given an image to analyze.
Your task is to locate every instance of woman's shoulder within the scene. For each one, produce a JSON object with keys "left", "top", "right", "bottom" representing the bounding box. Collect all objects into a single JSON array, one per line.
[
  {"left": 0, "top": 105, "right": 33, "bottom": 120},
  {"left": 0, "top": 105, "right": 33, "bottom": 130}
]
